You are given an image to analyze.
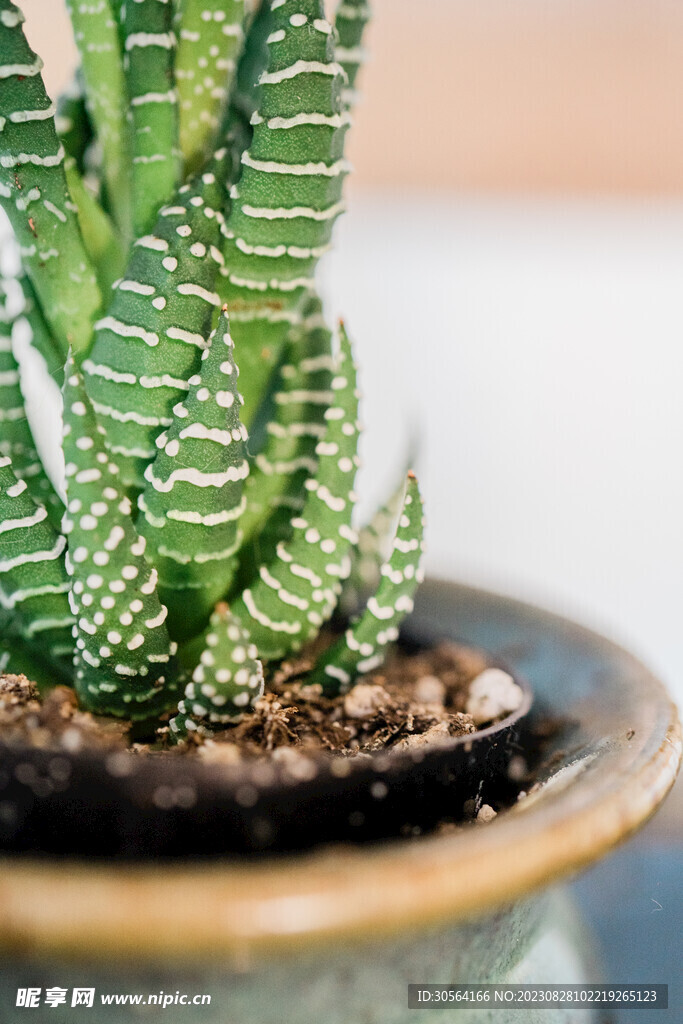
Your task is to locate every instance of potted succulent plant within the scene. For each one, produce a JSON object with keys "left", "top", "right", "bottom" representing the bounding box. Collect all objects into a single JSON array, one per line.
[
  {"left": 0, "top": 0, "right": 534, "bottom": 853},
  {"left": 0, "top": 0, "right": 680, "bottom": 1021}
]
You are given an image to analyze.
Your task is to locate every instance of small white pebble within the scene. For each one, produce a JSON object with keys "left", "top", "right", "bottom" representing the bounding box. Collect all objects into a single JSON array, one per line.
[
  {"left": 413, "top": 675, "right": 446, "bottom": 705},
  {"left": 465, "top": 669, "right": 524, "bottom": 726},
  {"left": 343, "top": 684, "right": 388, "bottom": 719},
  {"left": 476, "top": 804, "right": 498, "bottom": 824},
  {"left": 60, "top": 728, "right": 83, "bottom": 753}
]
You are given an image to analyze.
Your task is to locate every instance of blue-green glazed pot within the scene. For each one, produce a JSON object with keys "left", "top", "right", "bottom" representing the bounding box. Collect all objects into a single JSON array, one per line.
[{"left": 0, "top": 580, "right": 679, "bottom": 1023}]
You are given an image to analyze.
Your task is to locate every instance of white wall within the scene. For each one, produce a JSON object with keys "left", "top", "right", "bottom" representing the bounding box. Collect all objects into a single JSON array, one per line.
[{"left": 323, "top": 191, "right": 683, "bottom": 706}]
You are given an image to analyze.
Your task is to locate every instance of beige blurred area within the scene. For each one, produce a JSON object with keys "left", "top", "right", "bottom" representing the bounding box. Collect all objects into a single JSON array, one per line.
[{"left": 20, "top": 0, "right": 683, "bottom": 194}]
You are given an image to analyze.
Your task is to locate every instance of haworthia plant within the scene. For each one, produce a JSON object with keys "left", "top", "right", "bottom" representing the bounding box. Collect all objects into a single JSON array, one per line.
[{"left": 0, "top": 0, "right": 428, "bottom": 737}]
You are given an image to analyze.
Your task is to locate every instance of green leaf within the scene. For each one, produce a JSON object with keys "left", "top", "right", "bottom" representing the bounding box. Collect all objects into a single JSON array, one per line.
[
  {"left": 0, "top": 0, "right": 102, "bottom": 356},
  {"left": 235, "top": 293, "right": 334, "bottom": 585},
  {"left": 174, "top": 0, "right": 246, "bottom": 176},
  {"left": 229, "top": 0, "right": 273, "bottom": 125},
  {"left": 84, "top": 162, "right": 234, "bottom": 497},
  {"left": 0, "top": 454, "right": 73, "bottom": 679},
  {"left": 334, "top": 0, "right": 371, "bottom": 110},
  {"left": 138, "top": 308, "right": 249, "bottom": 642},
  {"left": 229, "top": 321, "right": 360, "bottom": 661},
  {"left": 310, "top": 473, "right": 425, "bottom": 694},
  {"left": 170, "top": 605, "right": 263, "bottom": 737},
  {"left": 16, "top": 273, "right": 65, "bottom": 388},
  {"left": 220, "top": 0, "right": 350, "bottom": 424},
  {"left": 64, "top": 158, "right": 126, "bottom": 296},
  {"left": 121, "top": 0, "right": 180, "bottom": 237},
  {"left": 339, "top": 453, "right": 413, "bottom": 617},
  {"left": 65, "top": 0, "right": 131, "bottom": 238},
  {"left": 0, "top": 641, "right": 61, "bottom": 691},
  {"left": 0, "top": 276, "right": 63, "bottom": 527},
  {"left": 62, "top": 356, "right": 178, "bottom": 719}
]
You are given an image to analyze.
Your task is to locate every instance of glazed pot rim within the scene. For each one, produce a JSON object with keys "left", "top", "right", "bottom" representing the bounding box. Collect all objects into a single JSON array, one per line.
[{"left": 0, "top": 580, "right": 679, "bottom": 966}]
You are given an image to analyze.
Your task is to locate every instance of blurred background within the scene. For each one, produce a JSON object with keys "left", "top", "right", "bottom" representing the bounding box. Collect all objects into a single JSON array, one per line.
[{"left": 19, "top": 0, "right": 683, "bottom": 711}]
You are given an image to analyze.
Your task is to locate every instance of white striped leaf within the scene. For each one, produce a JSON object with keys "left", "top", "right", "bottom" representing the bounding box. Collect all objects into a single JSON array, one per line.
[
  {"left": 62, "top": 356, "right": 178, "bottom": 719},
  {"left": 0, "top": 0, "right": 102, "bottom": 356},
  {"left": 138, "top": 308, "right": 250, "bottom": 641}
]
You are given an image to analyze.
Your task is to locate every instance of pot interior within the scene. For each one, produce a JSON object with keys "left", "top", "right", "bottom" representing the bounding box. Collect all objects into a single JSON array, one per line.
[{"left": 0, "top": 617, "right": 532, "bottom": 857}]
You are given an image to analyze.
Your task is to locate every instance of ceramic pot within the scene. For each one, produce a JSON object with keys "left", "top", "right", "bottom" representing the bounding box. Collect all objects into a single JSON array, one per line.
[{"left": 0, "top": 580, "right": 679, "bottom": 1023}]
